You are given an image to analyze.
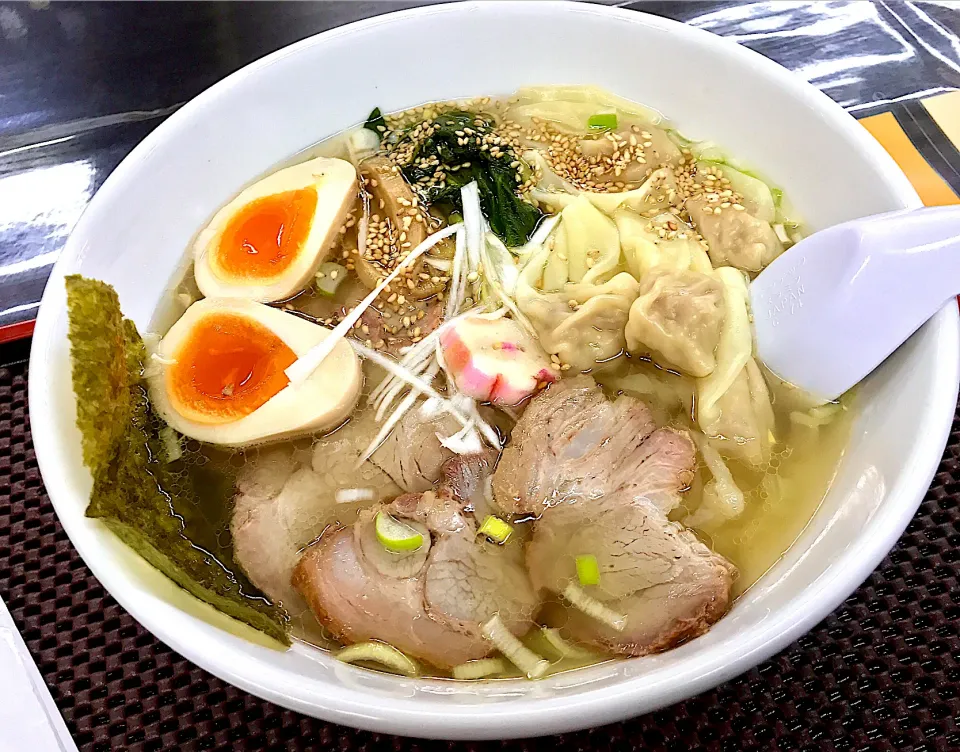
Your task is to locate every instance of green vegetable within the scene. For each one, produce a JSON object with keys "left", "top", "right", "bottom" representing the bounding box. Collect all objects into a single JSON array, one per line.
[
  {"left": 66, "top": 275, "right": 289, "bottom": 644},
  {"left": 375, "top": 511, "right": 424, "bottom": 552},
  {"left": 771, "top": 187, "right": 783, "bottom": 208},
  {"left": 478, "top": 515, "right": 513, "bottom": 544},
  {"left": 587, "top": 112, "right": 618, "bottom": 130},
  {"left": 315, "top": 261, "right": 348, "bottom": 297},
  {"left": 396, "top": 110, "right": 543, "bottom": 246},
  {"left": 363, "top": 106, "right": 387, "bottom": 134},
  {"left": 575, "top": 554, "right": 600, "bottom": 586}
]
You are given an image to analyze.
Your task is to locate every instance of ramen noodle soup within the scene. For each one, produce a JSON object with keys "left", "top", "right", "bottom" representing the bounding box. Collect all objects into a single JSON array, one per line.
[{"left": 65, "top": 86, "right": 851, "bottom": 680}]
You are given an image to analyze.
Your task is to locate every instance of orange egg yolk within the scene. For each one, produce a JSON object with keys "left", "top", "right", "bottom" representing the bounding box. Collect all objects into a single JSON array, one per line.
[
  {"left": 168, "top": 313, "right": 297, "bottom": 423},
  {"left": 216, "top": 187, "right": 318, "bottom": 280}
]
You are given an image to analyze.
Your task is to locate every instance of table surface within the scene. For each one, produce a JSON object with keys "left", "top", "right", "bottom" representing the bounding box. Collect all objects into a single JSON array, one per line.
[{"left": 2, "top": 2, "right": 960, "bottom": 750}]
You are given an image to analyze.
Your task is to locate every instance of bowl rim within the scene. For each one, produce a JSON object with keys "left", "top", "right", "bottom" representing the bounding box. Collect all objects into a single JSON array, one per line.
[{"left": 27, "top": 0, "right": 960, "bottom": 739}]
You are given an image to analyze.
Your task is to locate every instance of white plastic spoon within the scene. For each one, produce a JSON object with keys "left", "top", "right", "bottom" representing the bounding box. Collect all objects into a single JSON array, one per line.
[{"left": 750, "top": 205, "right": 960, "bottom": 404}]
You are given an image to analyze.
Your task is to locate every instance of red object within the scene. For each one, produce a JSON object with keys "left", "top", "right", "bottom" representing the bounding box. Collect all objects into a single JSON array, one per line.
[{"left": 0, "top": 319, "right": 35, "bottom": 344}]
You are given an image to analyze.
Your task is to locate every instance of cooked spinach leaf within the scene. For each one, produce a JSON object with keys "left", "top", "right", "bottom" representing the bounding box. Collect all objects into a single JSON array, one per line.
[
  {"left": 363, "top": 106, "right": 387, "bottom": 134},
  {"left": 396, "top": 110, "right": 542, "bottom": 247},
  {"left": 65, "top": 275, "right": 289, "bottom": 644}
]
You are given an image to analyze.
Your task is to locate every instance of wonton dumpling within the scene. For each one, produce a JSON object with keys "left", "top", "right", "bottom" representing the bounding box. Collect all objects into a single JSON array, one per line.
[
  {"left": 625, "top": 268, "right": 725, "bottom": 378},
  {"left": 616, "top": 210, "right": 713, "bottom": 278},
  {"left": 700, "top": 358, "right": 775, "bottom": 467},
  {"left": 697, "top": 267, "right": 751, "bottom": 417},
  {"left": 518, "top": 248, "right": 640, "bottom": 372},
  {"left": 578, "top": 126, "right": 682, "bottom": 183},
  {"left": 542, "top": 196, "right": 620, "bottom": 289},
  {"left": 694, "top": 266, "right": 774, "bottom": 466},
  {"left": 687, "top": 198, "right": 783, "bottom": 273}
]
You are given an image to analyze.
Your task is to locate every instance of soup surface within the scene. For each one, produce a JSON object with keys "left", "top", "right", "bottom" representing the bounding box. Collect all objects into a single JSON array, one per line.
[{"left": 66, "top": 86, "right": 852, "bottom": 681}]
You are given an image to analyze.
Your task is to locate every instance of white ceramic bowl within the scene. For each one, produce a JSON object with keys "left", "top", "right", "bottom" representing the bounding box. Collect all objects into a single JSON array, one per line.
[{"left": 28, "top": 1, "right": 959, "bottom": 740}]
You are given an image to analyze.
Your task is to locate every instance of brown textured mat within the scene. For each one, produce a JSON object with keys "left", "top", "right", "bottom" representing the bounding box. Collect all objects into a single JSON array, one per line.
[{"left": 1, "top": 359, "right": 959, "bottom": 752}]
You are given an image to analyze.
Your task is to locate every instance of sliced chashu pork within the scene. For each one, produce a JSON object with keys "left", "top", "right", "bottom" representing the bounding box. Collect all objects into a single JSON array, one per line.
[
  {"left": 231, "top": 405, "right": 460, "bottom": 613},
  {"left": 493, "top": 376, "right": 692, "bottom": 516},
  {"left": 527, "top": 489, "right": 735, "bottom": 655},
  {"left": 293, "top": 455, "right": 538, "bottom": 669},
  {"left": 231, "top": 412, "right": 401, "bottom": 613},
  {"left": 492, "top": 376, "right": 735, "bottom": 656}
]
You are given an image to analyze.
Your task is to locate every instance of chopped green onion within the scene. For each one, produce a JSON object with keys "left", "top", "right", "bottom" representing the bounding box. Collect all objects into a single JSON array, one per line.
[
  {"left": 481, "top": 615, "right": 550, "bottom": 679},
  {"left": 771, "top": 187, "right": 783, "bottom": 208},
  {"left": 588, "top": 112, "right": 618, "bottom": 130},
  {"left": 575, "top": 554, "right": 600, "bottom": 586},
  {"left": 315, "top": 262, "right": 348, "bottom": 297},
  {"left": 478, "top": 515, "right": 513, "bottom": 544},
  {"left": 336, "top": 641, "right": 419, "bottom": 676},
  {"left": 451, "top": 657, "right": 507, "bottom": 680},
  {"left": 375, "top": 511, "right": 424, "bottom": 553},
  {"left": 562, "top": 583, "right": 627, "bottom": 632}
]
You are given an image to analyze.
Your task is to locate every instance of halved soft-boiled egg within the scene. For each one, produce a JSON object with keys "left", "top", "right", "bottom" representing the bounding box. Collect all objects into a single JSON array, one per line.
[
  {"left": 146, "top": 298, "right": 361, "bottom": 447},
  {"left": 193, "top": 157, "right": 357, "bottom": 302}
]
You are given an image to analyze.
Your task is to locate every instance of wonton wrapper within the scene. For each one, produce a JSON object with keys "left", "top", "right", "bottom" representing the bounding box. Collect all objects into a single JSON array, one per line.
[
  {"left": 518, "top": 246, "right": 640, "bottom": 373},
  {"left": 531, "top": 167, "right": 679, "bottom": 219},
  {"left": 684, "top": 432, "right": 746, "bottom": 529},
  {"left": 695, "top": 267, "right": 775, "bottom": 467},
  {"left": 699, "top": 359, "right": 775, "bottom": 467},
  {"left": 504, "top": 85, "right": 662, "bottom": 135},
  {"left": 695, "top": 161, "right": 776, "bottom": 223},
  {"left": 542, "top": 196, "right": 620, "bottom": 289},
  {"left": 625, "top": 267, "right": 725, "bottom": 378},
  {"left": 615, "top": 210, "right": 713, "bottom": 279}
]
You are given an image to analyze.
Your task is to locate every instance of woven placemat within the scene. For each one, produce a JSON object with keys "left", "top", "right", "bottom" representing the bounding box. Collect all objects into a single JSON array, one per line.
[{"left": 1, "top": 359, "right": 958, "bottom": 751}]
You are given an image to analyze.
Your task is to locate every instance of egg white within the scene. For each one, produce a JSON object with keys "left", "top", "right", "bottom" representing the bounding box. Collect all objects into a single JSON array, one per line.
[
  {"left": 194, "top": 157, "right": 357, "bottom": 302},
  {"left": 147, "top": 298, "right": 361, "bottom": 447}
]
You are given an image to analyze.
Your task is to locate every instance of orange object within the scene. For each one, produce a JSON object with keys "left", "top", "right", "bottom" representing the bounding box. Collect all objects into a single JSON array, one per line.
[
  {"left": 216, "top": 187, "right": 318, "bottom": 279},
  {"left": 168, "top": 312, "right": 296, "bottom": 423},
  {"left": 860, "top": 112, "right": 960, "bottom": 207}
]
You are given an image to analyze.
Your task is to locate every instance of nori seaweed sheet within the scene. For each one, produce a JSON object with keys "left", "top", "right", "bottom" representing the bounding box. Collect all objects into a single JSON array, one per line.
[{"left": 65, "top": 275, "right": 289, "bottom": 644}]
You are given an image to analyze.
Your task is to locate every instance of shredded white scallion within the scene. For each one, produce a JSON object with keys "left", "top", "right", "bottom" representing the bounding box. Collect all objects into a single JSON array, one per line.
[
  {"left": 433, "top": 340, "right": 501, "bottom": 449},
  {"left": 436, "top": 422, "right": 483, "bottom": 455},
  {"left": 481, "top": 615, "right": 549, "bottom": 680},
  {"left": 451, "top": 657, "right": 508, "bottom": 680},
  {"left": 362, "top": 360, "right": 440, "bottom": 464},
  {"left": 285, "top": 223, "right": 461, "bottom": 384},
  {"left": 371, "top": 322, "right": 451, "bottom": 405},
  {"left": 445, "top": 218, "right": 469, "bottom": 320},
  {"left": 359, "top": 389, "right": 420, "bottom": 467},
  {"left": 335, "top": 487, "right": 377, "bottom": 504},
  {"left": 562, "top": 583, "right": 627, "bottom": 632},
  {"left": 335, "top": 641, "right": 419, "bottom": 677},
  {"left": 461, "top": 182, "right": 484, "bottom": 272},
  {"left": 478, "top": 232, "right": 537, "bottom": 336},
  {"left": 773, "top": 223, "right": 790, "bottom": 244}
]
